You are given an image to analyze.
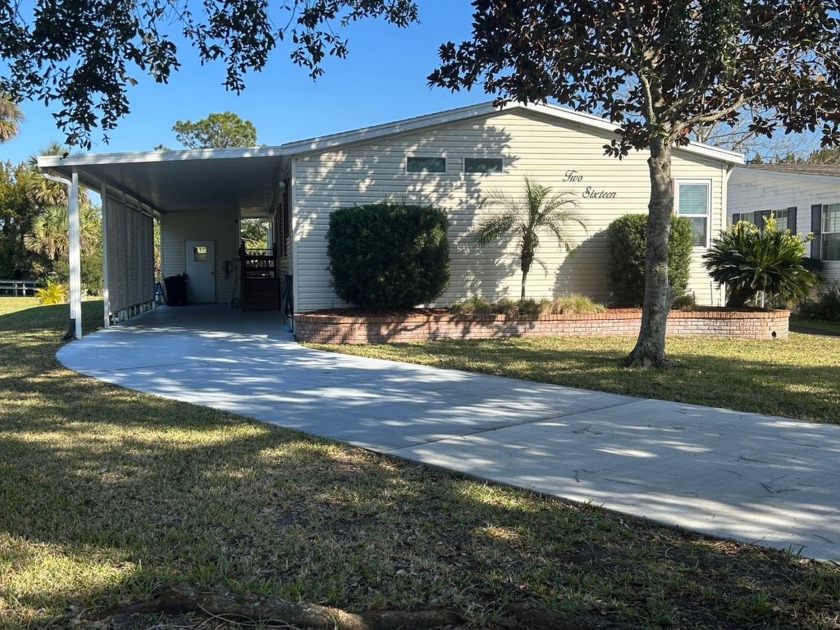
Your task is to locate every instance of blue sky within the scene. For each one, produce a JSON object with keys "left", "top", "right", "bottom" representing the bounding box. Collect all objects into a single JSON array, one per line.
[{"left": 0, "top": 3, "right": 484, "bottom": 164}]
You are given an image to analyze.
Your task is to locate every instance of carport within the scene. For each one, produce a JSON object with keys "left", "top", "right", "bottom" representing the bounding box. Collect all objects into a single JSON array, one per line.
[{"left": 38, "top": 147, "right": 288, "bottom": 338}]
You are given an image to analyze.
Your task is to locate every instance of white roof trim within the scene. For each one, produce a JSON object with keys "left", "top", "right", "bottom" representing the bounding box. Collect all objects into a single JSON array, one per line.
[
  {"left": 37, "top": 145, "right": 286, "bottom": 169},
  {"left": 732, "top": 166, "right": 840, "bottom": 185},
  {"left": 279, "top": 100, "right": 744, "bottom": 165},
  {"left": 37, "top": 101, "right": 744, "bottom": 172}
]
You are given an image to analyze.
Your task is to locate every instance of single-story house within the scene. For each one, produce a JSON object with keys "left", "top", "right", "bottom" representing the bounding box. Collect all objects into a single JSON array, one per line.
[
  {"left": 728, "top": 164, "right": 840, "bottom": 285},
  {"left": 39, "top": 102, "right": 743, "bottom": 338}
]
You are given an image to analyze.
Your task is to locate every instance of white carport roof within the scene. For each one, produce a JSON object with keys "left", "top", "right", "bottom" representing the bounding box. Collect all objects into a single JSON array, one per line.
[{"left": 38, "top": 146, "right": 289, "bottom": 218}]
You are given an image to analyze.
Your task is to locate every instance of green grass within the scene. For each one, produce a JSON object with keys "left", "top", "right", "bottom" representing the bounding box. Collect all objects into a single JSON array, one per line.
[
  {"left": 3, "top": 297, "right": 840, "bottom": 628},
  {"left": 308, "top": 333, "right": 840, "bottom": 423},
  {"left": 790, "top": 316, "right": 840, "bottom": 335}
]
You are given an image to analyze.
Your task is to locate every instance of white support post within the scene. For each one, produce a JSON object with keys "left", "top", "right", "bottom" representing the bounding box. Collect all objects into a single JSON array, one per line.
[
  {"left": 101, "top": 184, "right": 110, "bottom": 327},
  {"left": 68, "top": 170, "right": 83, "bottom": 339}
]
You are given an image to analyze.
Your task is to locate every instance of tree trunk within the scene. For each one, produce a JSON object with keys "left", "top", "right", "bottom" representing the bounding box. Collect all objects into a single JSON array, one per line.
[
  {"left": 625, "top": 136, "right": 674, "bottom": 368},
  {"left": 520, "top": 242, "right": 534, "bottom": 299}
]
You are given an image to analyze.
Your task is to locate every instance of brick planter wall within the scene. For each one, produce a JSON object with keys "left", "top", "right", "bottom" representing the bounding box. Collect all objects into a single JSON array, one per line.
[{"left": 294, "top": 308, "right": 789, "bottom": 344}]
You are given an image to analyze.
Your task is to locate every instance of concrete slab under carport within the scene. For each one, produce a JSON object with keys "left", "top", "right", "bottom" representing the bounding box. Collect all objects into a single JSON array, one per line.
[{"left": 57, "top": 305, "right": 840, "bottom": 561}]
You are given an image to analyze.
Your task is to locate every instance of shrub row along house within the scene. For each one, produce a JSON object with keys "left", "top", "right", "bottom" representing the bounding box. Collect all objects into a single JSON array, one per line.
[{"left": 38, "top": 102, "right": 744, "bottom": 337}]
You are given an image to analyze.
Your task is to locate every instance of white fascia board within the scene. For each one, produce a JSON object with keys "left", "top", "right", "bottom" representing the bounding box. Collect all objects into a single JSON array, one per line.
[
  {"left": 279, "top": 102, "right": 500, "bottom": 155},
  {"left": 279, "top": 99, "right": 743, "bottom": 166},
  {"left": 36, "top": 145, "right": 286, "bottom": 170},
  {"left": 732, "top": 167, "right": 840, "bottom": 185}
]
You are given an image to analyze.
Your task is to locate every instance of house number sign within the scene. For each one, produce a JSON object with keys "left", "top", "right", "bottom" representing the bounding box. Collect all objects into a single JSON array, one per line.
[{"left": 563, "top": 170, "right": 618, "bottom": 199}]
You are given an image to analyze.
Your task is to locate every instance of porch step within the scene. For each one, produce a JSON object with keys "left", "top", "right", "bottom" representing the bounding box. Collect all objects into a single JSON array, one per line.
[{"left": 242, "top": 278, "right": 280, "bottom": 311}]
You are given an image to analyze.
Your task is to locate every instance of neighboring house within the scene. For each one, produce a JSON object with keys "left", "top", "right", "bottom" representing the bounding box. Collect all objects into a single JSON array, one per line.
[
  {"left": 728, "top": 164, "right": 840, "bottom": 285},
  {"left": 39, "top": 102, "right": 743, "bottom": 336}
]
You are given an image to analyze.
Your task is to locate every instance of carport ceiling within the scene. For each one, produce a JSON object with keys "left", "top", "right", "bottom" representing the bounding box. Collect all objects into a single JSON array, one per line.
[{"left": 38, "top": 147, "right": 287, "bottom": 218}]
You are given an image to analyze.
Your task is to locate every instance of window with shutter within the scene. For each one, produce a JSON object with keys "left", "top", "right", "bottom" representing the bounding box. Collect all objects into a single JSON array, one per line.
[{"left": 822, "top": 203, "right": 840, "bottom": 260}]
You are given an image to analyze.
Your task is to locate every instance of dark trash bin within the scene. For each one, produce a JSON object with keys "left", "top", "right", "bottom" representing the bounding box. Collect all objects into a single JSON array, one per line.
[{"left": 163, "top": 274, "right": 188, "bottom": 306}]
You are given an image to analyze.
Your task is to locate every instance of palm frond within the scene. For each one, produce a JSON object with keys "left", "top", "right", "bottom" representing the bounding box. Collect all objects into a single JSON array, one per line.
[{"left": 473, "top": 211, "right": 517, "bottom": 246}]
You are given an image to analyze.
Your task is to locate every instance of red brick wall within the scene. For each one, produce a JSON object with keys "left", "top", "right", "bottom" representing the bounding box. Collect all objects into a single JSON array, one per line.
[{"left": 294, "top": 309, "right": 790, "bottom": 344}]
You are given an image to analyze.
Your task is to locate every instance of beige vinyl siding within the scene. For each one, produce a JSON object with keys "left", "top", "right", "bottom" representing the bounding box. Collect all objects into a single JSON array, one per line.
[
  {"left": 160, "top": 210, "right": 240, "bottom": 304},
  {"left": 728, "top": 170, "right": 840, "bottom": 284},
  {"left": 293, "top": 109, "right": 729, "bottom": 311}
]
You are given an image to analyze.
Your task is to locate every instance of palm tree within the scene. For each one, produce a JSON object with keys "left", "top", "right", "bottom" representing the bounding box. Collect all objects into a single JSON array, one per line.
[
  {"left": 473, "top": 176, "right": 587, "bottom": 298},
  {"left": 27, "top": 204, "right": 102, "bottom": 260},
  {"left": 26, "top": 142, "right": 82, "bottom": 207},
  {"left": 0, "top": 94, "right": 23, "bottom": 142}
]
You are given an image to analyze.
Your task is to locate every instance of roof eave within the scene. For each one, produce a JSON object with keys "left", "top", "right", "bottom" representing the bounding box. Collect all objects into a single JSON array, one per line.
[
  {"left": 279, "top": 100, "right": 743, "bottom": 165},
  {"left": 732, "top": 166, "right": 840, "bottom": 184}
]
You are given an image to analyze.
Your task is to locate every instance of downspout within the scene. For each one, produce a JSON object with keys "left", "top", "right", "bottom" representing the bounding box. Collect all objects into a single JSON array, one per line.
[
  {"left": 721, "top": 162, "right": 737, "bottom": 308},
  {"left": 42, "top": 169, "right": 83, "bottom": 340}
]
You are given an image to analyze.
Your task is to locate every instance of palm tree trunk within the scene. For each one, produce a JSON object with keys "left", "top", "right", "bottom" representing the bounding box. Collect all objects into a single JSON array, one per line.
[{"left": 625, "top": 135, "right": 673, "bottom": 368}]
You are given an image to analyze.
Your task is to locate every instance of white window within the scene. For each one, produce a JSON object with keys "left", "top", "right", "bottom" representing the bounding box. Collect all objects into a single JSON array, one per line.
[
  {"left": 676, "top": 180, "right": 711, "bottom": 247},
  {"left": 464, "top": 157, "right": 504, "bottom": 174},
  {"left": 406, "top": 157, "right": 446, "bottom": 173},
  {"left": 823, "top": 203, "right": 840, "bottom": 260}
]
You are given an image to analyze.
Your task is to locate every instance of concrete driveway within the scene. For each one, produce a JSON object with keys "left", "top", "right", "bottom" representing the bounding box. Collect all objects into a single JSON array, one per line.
[{"left": 58, "top": 305, "right": 840, "bottom": 561}]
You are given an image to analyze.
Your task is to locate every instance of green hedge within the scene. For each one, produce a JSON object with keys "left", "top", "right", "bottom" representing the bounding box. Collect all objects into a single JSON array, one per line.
[
  {"left": 606, "top": 214, "right": 693, "bottom": 307},
  {"left": 326, "top": 203, "right": 450, "bottom": 309}
]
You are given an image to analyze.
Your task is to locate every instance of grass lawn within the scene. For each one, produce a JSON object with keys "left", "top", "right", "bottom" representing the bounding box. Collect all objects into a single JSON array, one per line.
[
  {"left": 790, "top": 316, "right": 840, "bottom": 336},
  {"left": 308, "top": 332, "right": 840, "bottom": 424},
  {"left": 2, "top": 297, "right": 840, "bottom": 629}
]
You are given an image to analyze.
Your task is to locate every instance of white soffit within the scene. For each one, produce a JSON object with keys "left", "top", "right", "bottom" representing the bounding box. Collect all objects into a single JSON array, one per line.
[{"left": 38, "top": 147, "right": 287, "bottom": 217}]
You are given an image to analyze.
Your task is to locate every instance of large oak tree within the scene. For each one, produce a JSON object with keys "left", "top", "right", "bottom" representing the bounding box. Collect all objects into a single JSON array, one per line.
[
  {"left": 430, "top": 0, "right": 840, "bottom": 367},
  {"left": 0, "top": 0, "right": 418, "bottom": 148}
]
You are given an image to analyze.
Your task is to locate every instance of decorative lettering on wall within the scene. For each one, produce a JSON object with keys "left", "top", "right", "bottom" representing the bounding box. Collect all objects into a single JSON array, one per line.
[{"left": 562, "top": 169, "right": 618, "bottom": 199}]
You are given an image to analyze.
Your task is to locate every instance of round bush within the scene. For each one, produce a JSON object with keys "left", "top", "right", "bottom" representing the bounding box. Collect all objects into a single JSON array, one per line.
[
  {"left": 606, "top": 214, "right": 693, "bottom": 307},
  {"left": 326, "top": 203, "right": 450, "bottom": 309}
]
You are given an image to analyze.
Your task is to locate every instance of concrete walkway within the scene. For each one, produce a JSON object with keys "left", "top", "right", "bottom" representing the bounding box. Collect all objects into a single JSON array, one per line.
[{"left": 58, "top": 306, "right": 840, "bottom": 561}]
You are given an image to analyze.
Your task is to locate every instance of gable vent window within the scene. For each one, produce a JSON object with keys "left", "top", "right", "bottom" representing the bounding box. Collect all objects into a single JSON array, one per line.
[
  {"left": 465, "top": 157, "right": 504, "bottom": 174},
  {"left": 406, "top": 157, "right": 446, "bottom": 173}
]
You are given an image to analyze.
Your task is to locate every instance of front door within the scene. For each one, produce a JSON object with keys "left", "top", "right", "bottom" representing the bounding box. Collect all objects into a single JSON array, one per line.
[{"left": 185, "top": 240, "right": 216, "bottom": 303}]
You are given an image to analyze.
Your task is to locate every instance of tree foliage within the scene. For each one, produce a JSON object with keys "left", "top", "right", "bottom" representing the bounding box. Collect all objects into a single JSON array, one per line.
[
  {"left": 703, "top": 216, "right": 815, "bottom": 308},
  {"left": 0, "top": 144, "right": 101, "bottom": 289},
  {"left": 430, "top": 1, "right": 840, "bottom": 367},
  {"left": 0, "top": 93, "right": 23, "bottom": 142},
  {"left": 173, "top": 112, "right": 257, "bottom": 149},
  {"left": 473, "top": 176, "right": 586, "bottom": 299},
  {"left": 0, "top": 0, "right": 418, "bottom": 147}
]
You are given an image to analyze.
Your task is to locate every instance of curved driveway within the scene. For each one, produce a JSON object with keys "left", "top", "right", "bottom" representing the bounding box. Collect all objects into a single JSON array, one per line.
[{"left": 58, "top": 306, "right": 840, "bottom": 561}]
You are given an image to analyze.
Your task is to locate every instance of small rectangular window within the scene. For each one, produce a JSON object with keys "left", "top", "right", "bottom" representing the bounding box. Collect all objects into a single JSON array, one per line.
[
  {"left": 406, "top": 157, "right": 445, "bottom": 173},
  {"left": 676, "top": 180, "right": 711, "bottom": 248},
  {"left": 193, "top": 246, "right": 207, "bottom": 262},
  {"left": 465, "top": 157, "right": 504, "bottom": 174}
]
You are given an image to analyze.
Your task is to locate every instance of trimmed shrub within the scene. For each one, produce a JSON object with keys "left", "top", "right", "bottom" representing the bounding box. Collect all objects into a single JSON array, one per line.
[
  {"left": 703, "top": 218, "right": 816, "bottom": 307},
  {"left": 327, "top": 203, "right": 450, "bottom": 309},
  {"left": 606, "top": 214, "right": 694, "bottom": 307}
]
